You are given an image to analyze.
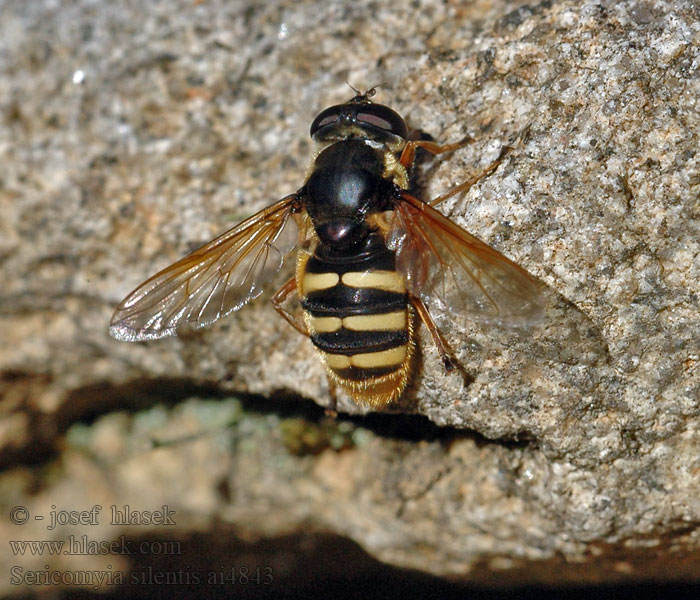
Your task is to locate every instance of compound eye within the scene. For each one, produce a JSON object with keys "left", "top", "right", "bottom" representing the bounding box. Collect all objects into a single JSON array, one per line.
[
  {"left": 309, "top": 106, "right": 341, "bottom": 137},
  {"left": 356, "top": 105, "right": 408, "bottom": 139},
  {"left": 309, "top": 101, "right": 409, "bottom": 140}
]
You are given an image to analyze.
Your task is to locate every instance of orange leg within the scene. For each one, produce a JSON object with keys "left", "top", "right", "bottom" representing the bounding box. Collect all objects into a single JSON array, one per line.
[
  {"left": 325, "top": 379, "right": 339, "bottom": 418},
  {"left": 411, "top": 296, "right": 456, "bottom": 372},
  {"left": 271, "top": 276, "right": 308, "bottom": 336},
  {"left": 429, "top": 145, "right": 512, "bottom": 207},
  {"left": 273, "top": 277, "right": 339, "bottom": 416},
  {"left": 399, "top": 135, "right": 474, "bottom": 169}
]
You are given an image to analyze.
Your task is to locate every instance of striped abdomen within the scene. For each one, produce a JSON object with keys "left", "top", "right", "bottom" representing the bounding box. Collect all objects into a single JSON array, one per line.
[{"left": 297, "top": 234, "right": 415, "bottom": 408}]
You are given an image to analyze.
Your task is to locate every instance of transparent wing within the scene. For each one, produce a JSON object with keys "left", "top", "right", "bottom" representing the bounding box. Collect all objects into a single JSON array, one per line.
[
  {"left": 110, "top": 194, "right": 299, "bottom": 341},
  {"left": 387, "top": 192, "right": 542, "bottom": 327}
]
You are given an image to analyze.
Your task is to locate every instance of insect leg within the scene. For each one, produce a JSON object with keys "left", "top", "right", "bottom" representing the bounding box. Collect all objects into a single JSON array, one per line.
[
  {"left": 325, "top": 379, "right": 339, "bottom": 418},
  {"left": 429, "top": 145, "right": 512, "bottom": 208},
  {"left": 410, "top": 296, "right": 457, "bottom": 372},
  {"left": 271, "top": 276, "right": 309, "bottom": 336},
  {"left": 399, "top": 135, "right": 474, "bottom": 169}
]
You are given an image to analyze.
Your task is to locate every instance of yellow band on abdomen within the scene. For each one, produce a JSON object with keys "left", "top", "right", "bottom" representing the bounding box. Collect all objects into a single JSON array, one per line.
[
  {"left": 343, "top": 311, "right": 406, "bottom": 331},
  {"left": 307, "top": 315, "right": 342, "bottom": 333},
  {"left": 321, "top": 345, "right": 407, "bottom": 371},
  {"left": 350, "top": 345, "right": 407, "bottom": 369},
  {"left": 302, "top": 272, "right": 339, "bottom": 294},
  {"left": 341, "top": 270, "right": 405, "bottom": 293},
  {"left": 321, "top": 352, "right": 351, "bottom": 369}
]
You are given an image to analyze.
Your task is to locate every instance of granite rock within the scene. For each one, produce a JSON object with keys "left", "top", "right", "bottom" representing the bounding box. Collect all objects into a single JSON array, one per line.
[{"left": 0, "top": 0, "right": 699, "bottom": 594}]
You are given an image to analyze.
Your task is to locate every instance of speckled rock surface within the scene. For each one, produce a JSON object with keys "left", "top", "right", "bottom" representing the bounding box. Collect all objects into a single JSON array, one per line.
[{"left": 1, "top": 0, "right": 699, "bottom": 595}]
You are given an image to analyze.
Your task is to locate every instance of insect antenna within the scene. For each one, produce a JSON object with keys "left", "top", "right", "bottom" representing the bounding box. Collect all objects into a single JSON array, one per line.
[{"left": 344, "top": 81, "right": 384, "bottom": 103}]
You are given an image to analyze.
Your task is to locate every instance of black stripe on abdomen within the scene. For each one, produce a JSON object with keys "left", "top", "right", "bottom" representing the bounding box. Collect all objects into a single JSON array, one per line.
[
  {"left": 333, "top": 365, "right": 399, "bottom": 381},
  {"left": 310, "top": 327, "right": 408, "bottom": 355},
  {"left": 299, "top": 234, "right": 409, "bottom": 362},
  {"left": 297, "top": 232, "right": 415, "bottom": 408},
  {"left": 301, "top": 284, "right": 406, "bottom": 318}
]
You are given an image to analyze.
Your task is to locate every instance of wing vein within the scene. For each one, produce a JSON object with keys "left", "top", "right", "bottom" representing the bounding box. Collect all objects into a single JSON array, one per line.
[
  {"left": 390, "top": 191, "right": 542, "bottom": 327},
  {"left": 109, "top": 194, "right": 299, "bottom": 341}
]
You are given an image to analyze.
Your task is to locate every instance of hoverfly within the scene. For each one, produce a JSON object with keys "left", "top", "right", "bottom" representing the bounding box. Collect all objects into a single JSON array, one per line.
[{"left": 110, "top": 88, "right": 542, "bottom": 410}]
